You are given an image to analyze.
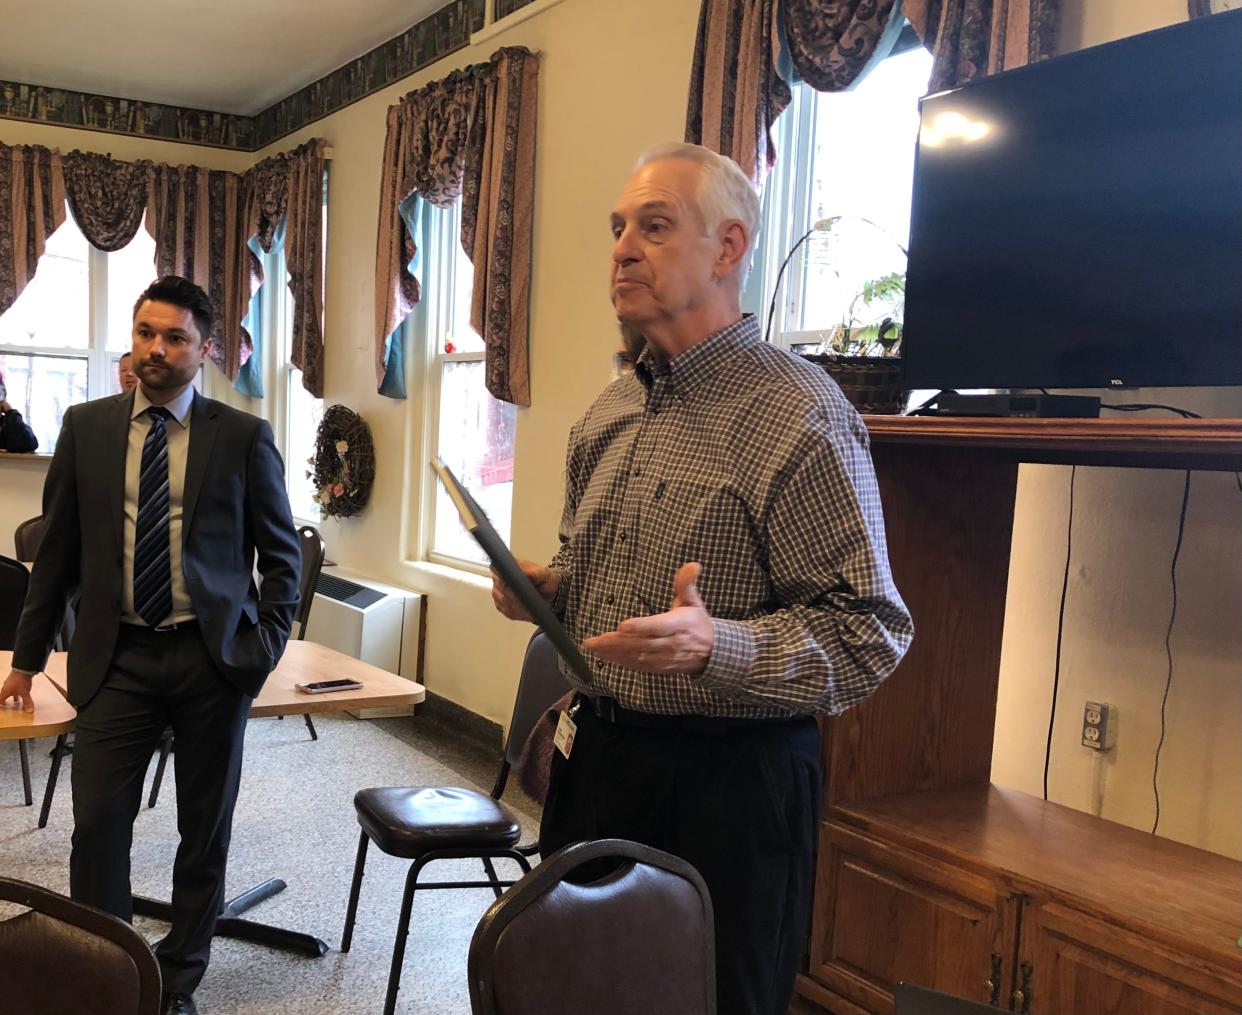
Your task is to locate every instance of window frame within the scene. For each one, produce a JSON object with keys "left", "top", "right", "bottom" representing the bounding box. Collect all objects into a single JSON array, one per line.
[
  {"left": 406, "top": 199, "right": 510, "bottom": 576},
  {"left": 747, "top": 25, "right": 930, "bottom": 353},
  {"left": 0, "top": 216, "right": 153, "bottom": 451}
]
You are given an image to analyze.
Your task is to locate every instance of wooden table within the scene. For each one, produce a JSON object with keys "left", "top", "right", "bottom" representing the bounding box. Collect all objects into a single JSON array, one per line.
[
  {"left": 13, "top": 640, "right": 425, "bottom": 957},
  {"left": 0, "top": 671, "right": 76, "bottom": 823}
]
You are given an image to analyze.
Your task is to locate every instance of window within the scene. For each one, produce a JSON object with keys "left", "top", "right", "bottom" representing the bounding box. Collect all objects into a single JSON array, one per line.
[
  {"left": 232, "top": 212, "right": 325, "bottom": 524},
  {"left": 414, "top": 200, "right": 516, "bottom": 570},
  {"left": 747, "top": 35, "right": 932, "bottom": 353},
  {"left": 0, "top": 209, "right": 156, "bottom": 450}
]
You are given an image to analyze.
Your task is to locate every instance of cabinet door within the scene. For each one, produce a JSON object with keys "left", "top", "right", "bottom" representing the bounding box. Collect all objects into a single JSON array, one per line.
[
  {"left": 808, "top": 822, "right": 1017, "bottom": 1014},
  {"left": 1018, "top": 900, "right": 1242, "bottom": 1015}
]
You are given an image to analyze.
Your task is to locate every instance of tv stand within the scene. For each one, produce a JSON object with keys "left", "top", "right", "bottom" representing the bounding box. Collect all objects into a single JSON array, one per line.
[
  {"left": 931, "top": 392, "right": 1101, "bottom": 418},
  {"left": 796, "top": 416, "right": 1242, "bottom": 1015}
]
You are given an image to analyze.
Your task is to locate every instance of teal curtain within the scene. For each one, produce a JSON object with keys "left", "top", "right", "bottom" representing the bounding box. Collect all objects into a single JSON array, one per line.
[
  {"left": 378, "top": 194, "right": 426, "bottom": 399},
  {"left": 235, "top": 217, "right": 288, "bottom": 398}
]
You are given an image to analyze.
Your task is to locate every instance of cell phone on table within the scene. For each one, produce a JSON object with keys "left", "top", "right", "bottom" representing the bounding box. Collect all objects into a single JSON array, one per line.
[{"left": 294, "top": 679, "right": 364, "bottom": 694}]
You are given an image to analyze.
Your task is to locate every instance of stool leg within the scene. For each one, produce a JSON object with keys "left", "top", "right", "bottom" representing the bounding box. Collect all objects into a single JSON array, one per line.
[
  {"left": 18, "top": 740, "right": 32, "bottom": 805},
  {"left": 340, "top": 830, "right": 370, "bottom": 952},
  {"left": 148, "top": 730, "right": 172, "bottom": 808},
  {"left": 38, "top": 734, "right": 68, "bottom": 828},
  {"left": 303, "top": 714, "right": 318, "bottom": 741},
  {"left": 482, "top": 857, "right": 504, "bottom": 899},
  {"left": 384, "top": 856, "right": 430, "bottom": 1015}
]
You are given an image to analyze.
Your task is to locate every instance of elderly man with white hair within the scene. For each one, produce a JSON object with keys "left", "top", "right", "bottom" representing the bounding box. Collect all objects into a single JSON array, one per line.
[{"left": 494, "top": 143, "right": 913, "bottom": 1015}]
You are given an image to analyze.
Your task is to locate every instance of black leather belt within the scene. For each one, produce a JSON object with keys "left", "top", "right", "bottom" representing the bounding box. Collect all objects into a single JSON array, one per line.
[{"left": 581, "top": 694, "right": 797, "bottom": 736}]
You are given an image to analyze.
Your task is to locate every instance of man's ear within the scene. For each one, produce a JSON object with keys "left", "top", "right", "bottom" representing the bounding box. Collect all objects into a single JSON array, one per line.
[{"left": 714, "top": 220, "right": 749, "bottom": 279}]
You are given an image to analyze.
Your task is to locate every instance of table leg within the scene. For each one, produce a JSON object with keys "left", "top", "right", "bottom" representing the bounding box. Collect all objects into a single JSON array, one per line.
[{"left": 132, "top": 878, "right": 330, "bottom": 957}]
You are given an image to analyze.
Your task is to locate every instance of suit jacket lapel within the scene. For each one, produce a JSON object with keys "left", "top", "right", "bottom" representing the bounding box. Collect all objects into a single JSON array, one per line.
[
  {"left": 106, "top": 392, "right": 134, "bottom": 551},
  {"left": 183, "top": 391, "right": 219, "bottom": 543}
]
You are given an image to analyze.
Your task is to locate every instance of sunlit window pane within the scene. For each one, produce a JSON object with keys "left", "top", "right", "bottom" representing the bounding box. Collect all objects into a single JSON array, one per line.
[
  {"left": 0, "top": 352, "right": 87, "bottom": 451},
  {"left": 108, "top": 215, "right": 157, "bottom": 352},
  {"left": 0, "top": 210, "right": 89, "bottom": 350},
  {"left": 446, "top": 235, "right": 484, "bottom": 355},
  {"left": 795, "top": 46, "right": 931, "bottom": 340},
  {"left": 433, "top": 359, "right": 516, "bottom": 565},
  {"left": 287, "top": 366, "right": 324, "bottom": 521}
]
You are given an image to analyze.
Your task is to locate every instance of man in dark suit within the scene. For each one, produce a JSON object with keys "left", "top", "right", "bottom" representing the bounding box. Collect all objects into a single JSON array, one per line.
[{"left": 1, "top": 276, "right": 300, "bottom": 1015}]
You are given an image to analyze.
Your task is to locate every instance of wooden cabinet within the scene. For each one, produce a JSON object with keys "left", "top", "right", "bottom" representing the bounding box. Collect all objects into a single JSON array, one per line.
[
  {"left": 1020, "top": 901, "right": 1241, "bottom": 1015},
  {"left": 794, "top": 418, "right": 1242, "bottom": 1015},
  {"left": 809, "top": 823, "right": 1017, "bottom": 1013}
]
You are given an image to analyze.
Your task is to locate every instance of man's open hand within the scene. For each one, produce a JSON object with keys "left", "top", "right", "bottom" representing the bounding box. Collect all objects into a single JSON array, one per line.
[{"left": 585, "top": 563, "right": 714, "bottom": 675}]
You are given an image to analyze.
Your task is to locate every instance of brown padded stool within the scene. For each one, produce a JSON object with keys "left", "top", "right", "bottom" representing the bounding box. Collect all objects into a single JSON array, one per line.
[
  {"left": 353, "top": 786, "right": 522, "bottom": 857},
  {"left": 341, "top": 631, "right": 569, "bottom": 1015}
]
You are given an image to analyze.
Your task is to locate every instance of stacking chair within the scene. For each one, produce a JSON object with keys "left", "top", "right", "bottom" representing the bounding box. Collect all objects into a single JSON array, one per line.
[
  {"left": 1, "top": 553, "right": 36, "bottom": 806},
  {"left": 13, "top": 515, "right": 45, "bottom": 563},
  {"left": 0, "top": 876, "right": 162, "bottom": 1015},
  {"left": 341, "top": 630, "right": 570, "bottom": 1015},
  {"left": 14, "top": 514, "right": 76, "bottom": 650},
  {"left": 146, "top": 524, "right": 328, "bottom": 808},
  {"left": 278, "top": 524, "right": 328, "bottom": 740},
  {"left": 467, "top": 838, "right": 717, "bottom": 1015},
  {"left": 15, "top": 515, "right": 78, "bottom": 826}
]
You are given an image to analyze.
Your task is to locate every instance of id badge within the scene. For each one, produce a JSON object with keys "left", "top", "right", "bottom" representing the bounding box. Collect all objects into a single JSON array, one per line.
[{"left": 554, "top": 709, "right": 578, "bottom": 759}]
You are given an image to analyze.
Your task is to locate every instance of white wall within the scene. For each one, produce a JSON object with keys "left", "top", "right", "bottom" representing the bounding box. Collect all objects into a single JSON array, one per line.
[{"left": 993, "top": 0, "right": 1242, "bottom": 860}]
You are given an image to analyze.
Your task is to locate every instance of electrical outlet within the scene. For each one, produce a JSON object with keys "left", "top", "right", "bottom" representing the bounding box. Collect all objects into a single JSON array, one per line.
[{"left": 1082, "top": 700, "right": 1114, "bottom": 751}]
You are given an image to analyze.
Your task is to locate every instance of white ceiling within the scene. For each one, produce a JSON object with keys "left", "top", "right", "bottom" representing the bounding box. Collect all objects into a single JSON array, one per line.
[{"left": 0, "top": 0, "right": 447, "bottom": 115}]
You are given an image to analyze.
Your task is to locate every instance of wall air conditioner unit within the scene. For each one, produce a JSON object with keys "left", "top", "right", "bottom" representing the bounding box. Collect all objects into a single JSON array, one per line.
[{"left": 302, "top": 567, "right": 425, "bottom": 718}]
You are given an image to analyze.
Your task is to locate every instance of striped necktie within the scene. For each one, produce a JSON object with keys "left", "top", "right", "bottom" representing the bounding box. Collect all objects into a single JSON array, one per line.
[{"left": 133, "top": 406, "right": 174, "bottom": 627}]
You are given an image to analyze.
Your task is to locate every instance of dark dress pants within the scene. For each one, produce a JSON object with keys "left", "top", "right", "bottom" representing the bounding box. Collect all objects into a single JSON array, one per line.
[
  {"left": 69, "top": 623, "right": 251, "bottom": 995},
  {"left": 540, "top": 703, "right": 823, "bottom": 1015}
]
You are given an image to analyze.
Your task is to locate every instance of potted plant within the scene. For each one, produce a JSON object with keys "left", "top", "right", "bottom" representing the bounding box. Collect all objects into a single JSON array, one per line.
[
  {"left": 803, "top": 266, "right": 908, "bottom": 415},
  {"left": 768, "top": 215, "right": 909, "bottom": 414}
]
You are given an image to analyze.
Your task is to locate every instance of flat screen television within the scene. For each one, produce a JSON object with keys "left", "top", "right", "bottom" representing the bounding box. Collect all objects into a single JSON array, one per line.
[{"left": 902, "top": 11, "right": 1242, "bottom": 391}]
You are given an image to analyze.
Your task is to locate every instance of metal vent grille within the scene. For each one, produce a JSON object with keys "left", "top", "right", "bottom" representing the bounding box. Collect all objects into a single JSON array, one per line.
[{"left": 315, "top": 573, "right": 386, "bottom": 609}]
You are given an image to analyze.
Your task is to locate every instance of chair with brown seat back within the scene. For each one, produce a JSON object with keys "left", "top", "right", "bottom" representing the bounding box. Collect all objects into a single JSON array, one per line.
[
  {"left": 0, "top": 876, "right": 162, "bottom": 1015},
  {"left": 14, "top": 515, "right": 44, "bottom": 563},
  {"left": 1, "top": 553, "right": 37, "bottom": 808},
  {"left": 284, "top": 524, "right": 328, "bottom": 740},
  {"left": 145, "top": 524, "right": 328, "bottom": 808},
  {"left": 13, "top": 516, "right": 79, "bottom": 828},
  {"left": 13, "top": 515, "right": 75, "bottom": 650},
  {"left": 341, "top": 629, "right": 571, "bottom": 1015},
  {"left": 467, "top": 838, "right": 717, "bottom": 1015}
]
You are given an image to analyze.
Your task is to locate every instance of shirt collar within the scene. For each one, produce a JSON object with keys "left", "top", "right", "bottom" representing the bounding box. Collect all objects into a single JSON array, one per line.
[
  {"left": 635, "top": 314, "right": 760, "bottom": 395},
  {"left": 132, "top": 384, "right": 194, "bottom": 428}
]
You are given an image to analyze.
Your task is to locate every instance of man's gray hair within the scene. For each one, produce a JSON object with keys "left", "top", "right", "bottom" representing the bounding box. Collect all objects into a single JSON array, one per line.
[{"left": 635, "top": 142, "right": 761, "bottom": 268}]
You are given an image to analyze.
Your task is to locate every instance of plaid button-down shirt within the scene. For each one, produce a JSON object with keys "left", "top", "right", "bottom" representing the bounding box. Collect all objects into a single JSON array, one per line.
[{"left": 549, "top": 314, "right": 913, "bottom": 718}]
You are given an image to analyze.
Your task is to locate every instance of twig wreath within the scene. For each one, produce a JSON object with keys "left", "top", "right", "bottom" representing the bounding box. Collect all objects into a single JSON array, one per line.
[{"left": 310, "top": 405, "right": 375, "bottom": 518}]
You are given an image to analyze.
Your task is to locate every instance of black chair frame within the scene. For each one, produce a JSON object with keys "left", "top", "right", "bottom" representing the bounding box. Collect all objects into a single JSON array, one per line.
[{"left": 341, "top": 630, "right": 569, "bottom": 1015}]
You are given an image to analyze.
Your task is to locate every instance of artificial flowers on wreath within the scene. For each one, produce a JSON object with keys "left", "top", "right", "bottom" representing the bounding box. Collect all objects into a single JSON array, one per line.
[{"left": 309, "top": 404, "right": 375, "bottom": 518}]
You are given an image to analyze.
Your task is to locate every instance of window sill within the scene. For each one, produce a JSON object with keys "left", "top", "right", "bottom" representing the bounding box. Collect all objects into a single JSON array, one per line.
[
  {"left": 403, "top": 559, "right": 493, "bottom": 593},
  {"left": 0, "top": 451, "right": 53, "bottom": 463}
]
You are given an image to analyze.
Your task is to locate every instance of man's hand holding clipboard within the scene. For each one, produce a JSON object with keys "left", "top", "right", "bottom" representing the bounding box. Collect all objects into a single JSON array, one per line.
[{"left": 491, "top": 560, "right": 560, "bottom": 623}]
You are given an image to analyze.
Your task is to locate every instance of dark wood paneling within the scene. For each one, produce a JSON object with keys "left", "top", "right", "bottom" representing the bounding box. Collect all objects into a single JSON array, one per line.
[
  {"left": 824, "top": 444, "right": 1017, "bottom": 804},
  {"left": 864, "top": 417, "right": 1242, "bottom": 470}
]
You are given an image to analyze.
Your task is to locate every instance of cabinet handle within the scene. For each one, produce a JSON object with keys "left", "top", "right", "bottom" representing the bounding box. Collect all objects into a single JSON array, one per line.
[
  {"left": 985, "top": 952, "right": 1003, "bottom": 1007},
  {"left": 1011, "top": 961, "right": 1033, "bottom": 1014}
]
